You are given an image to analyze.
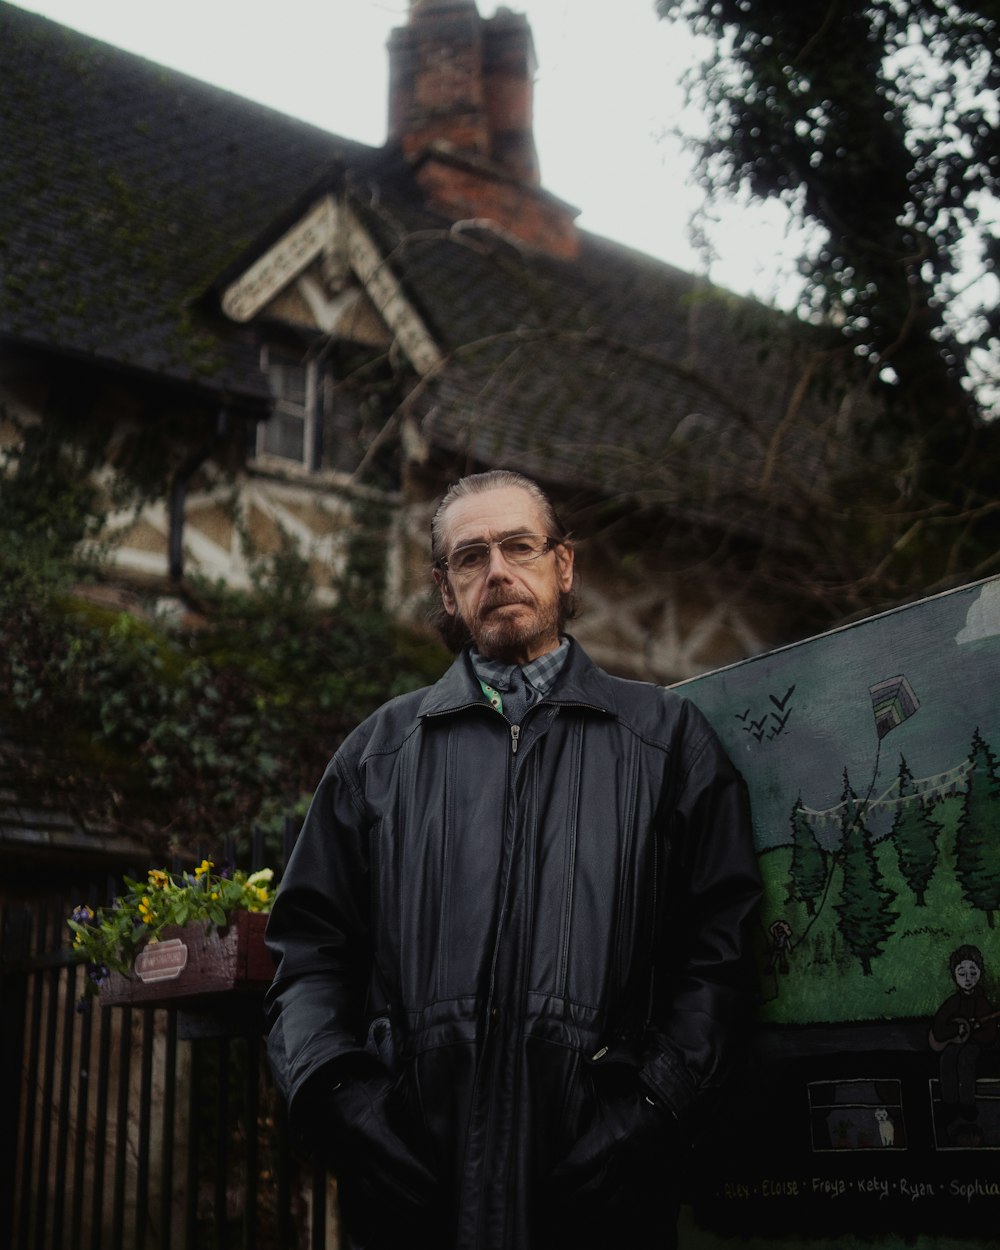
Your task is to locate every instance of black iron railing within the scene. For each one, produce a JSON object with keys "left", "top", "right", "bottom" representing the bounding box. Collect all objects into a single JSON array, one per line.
[{"left": 0, "top": 832, "right": 333, "bottom": 1250}]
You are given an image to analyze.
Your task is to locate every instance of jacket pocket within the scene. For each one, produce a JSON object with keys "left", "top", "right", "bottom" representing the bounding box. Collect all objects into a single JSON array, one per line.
[
  {"left": 526, "top": 1040, "right": 598, "bottom": 1180},
  {"left": 561, "top": 1047, "right": 597, "bottom": 1146},
  {"left": 386, "top": 1041, "right": 473, "bottom": 1183},
  {"left": 365, "top": 1014, "right": 399, "bottom": 1074}
]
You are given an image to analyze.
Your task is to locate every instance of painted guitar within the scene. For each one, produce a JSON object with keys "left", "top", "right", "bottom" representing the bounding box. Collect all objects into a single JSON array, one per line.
[{"left": 928, "top": 1007, "right": 1000, "bottom": 1052}]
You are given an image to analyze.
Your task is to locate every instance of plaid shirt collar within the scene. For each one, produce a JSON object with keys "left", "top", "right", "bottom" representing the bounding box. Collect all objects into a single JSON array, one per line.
[{"left": 470, "top": 637, "right": 570, "bottom": 700}]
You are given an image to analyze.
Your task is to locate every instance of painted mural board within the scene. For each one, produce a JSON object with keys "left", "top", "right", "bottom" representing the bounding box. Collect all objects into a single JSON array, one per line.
[{"left": 675, "top": 574, "right": 1000, "bottom": 1245}]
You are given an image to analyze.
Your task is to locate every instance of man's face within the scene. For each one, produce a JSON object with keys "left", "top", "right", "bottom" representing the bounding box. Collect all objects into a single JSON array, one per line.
[{"left": 434, "top": 485, "right": 574, "bottom": 664}]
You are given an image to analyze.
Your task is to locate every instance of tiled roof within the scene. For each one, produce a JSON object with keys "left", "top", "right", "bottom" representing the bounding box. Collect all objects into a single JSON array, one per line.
[
  {"left": 1, "top": 2, "right": 864, "bottom": 517},
  {"left": 349, "top": 175, "right": 857, "bottom": 523},
  {"left": 0, "top": 1, "right": 367, "bottom": 401}
]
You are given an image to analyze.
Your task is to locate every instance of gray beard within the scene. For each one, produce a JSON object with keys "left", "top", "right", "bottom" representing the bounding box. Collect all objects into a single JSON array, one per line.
[{"left": 465, "top": 595, "right": 560, "bottom": 661}]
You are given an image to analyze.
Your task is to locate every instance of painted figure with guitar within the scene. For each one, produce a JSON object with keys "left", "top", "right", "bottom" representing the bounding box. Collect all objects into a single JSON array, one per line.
[{"left": 929, "top": 945, "right": 998, "bottom": 1137}]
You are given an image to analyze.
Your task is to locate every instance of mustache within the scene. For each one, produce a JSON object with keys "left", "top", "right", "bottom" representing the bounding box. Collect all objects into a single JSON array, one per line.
[{"left": 479, "top": 591, "right": 532, "bottom": 612}]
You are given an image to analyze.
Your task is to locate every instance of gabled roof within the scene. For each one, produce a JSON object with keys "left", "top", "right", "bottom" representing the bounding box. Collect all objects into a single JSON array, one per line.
[
  {"left": 0, "top": 1, "right": 367, "bottom": 401},
  {"left": 1, "top": 1, "right": 864, "bottom": 522}
]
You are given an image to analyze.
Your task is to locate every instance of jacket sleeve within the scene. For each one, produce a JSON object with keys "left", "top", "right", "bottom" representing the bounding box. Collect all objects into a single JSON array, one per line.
[
  {"left": 264, "top": 747, "right": 377, "bottom": 1128},
  {"left": 638, "top": 701, "right": 763, "bottom": 1128}
]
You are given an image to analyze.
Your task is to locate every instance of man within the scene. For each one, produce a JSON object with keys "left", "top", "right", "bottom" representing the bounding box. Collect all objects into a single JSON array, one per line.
[{"left": 265, "top": 469, "right": 761, "bottom": 1250}]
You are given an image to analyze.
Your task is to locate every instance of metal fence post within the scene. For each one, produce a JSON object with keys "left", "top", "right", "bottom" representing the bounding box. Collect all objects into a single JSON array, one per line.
[{"left": 0, "top": 907, "right": 32, "bottom": 1246}]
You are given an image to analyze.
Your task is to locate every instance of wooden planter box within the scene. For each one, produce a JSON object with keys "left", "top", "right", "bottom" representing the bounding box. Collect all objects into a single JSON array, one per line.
[{"left": 99, "top": 910, "right": 275, "bottom": 1008}]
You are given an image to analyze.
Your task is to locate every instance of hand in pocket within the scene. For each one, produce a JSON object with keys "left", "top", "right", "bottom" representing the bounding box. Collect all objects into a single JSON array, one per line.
[
  {"left": 325, "top": 1073, "right": 439, "bottom": 1211},
  {"left": 552, "top": 1082, "right": 675, "bottom": 1206}
]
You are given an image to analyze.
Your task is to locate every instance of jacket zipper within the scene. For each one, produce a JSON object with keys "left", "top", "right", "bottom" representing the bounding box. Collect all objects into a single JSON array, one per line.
[{"left": 462, "top": 708, "right": 522, "bottom": 1242}]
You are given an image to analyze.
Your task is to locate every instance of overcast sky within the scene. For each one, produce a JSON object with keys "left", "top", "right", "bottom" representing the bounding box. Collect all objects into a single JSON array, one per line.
[{"left": 16, "top": 0, "right": 802, "bottom": 305}]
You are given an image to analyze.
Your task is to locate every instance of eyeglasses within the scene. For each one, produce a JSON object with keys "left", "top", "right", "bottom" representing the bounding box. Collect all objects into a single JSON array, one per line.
[{"left": 439, "top": 533, "right": 558, "bottom": 577}]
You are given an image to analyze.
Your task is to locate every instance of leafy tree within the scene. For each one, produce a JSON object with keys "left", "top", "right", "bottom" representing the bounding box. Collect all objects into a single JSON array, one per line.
[
  {"left": 955, "top": 728, "right": 1000, "bottom": 926},
  {"left": 834, "top": 769, "right": 897, "bottom": 974},
  {"left": 0, "top": 423, "right": 450, "bottom": 858},
  {"left": 656, "top": 0, "right": 1000, "bottom": 617},
  {"left": 788, "top": 795, "right": 827, "bottom": 914},
  {"left": 0, "top": 560, "right": 448, "bottom": 857},
  {"left": 890, "top": 754, "right": 941, "bottom": 905}
]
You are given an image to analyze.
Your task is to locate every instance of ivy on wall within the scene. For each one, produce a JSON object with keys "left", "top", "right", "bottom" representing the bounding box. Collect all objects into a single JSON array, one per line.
[{"left": 0, "top": 413, "right": 449, "bottom": 858}]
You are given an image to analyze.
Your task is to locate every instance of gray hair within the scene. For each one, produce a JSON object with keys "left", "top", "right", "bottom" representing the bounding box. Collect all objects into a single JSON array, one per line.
[{"left": 430, "top": 470, "right": 568, "bottom": 564}]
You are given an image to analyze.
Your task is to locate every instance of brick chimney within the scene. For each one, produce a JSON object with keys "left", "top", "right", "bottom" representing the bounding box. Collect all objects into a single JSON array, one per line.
[{"left": 387, "top": 1, "right": 579, "bottom": 259}]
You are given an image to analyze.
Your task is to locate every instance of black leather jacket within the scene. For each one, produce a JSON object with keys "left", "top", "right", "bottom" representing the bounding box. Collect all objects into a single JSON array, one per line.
[{"left": 265, "top": 640, "right": 761, "bottom": 1249}]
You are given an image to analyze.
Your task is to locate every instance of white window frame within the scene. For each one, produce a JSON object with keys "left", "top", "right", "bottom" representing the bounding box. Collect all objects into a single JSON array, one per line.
[{"left": 255, "top": 345, "right": 320, "bottom": 469}]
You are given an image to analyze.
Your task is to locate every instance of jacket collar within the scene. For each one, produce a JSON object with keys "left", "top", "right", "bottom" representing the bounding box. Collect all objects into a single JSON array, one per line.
[{"left": 418, "top": 637, "right": 619, "bottom": 719}]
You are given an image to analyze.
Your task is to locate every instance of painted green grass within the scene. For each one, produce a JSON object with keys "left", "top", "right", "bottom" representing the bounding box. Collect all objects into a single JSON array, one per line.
[{"left": 756, "top": 797, "right": 1000, "bottom": 1025}]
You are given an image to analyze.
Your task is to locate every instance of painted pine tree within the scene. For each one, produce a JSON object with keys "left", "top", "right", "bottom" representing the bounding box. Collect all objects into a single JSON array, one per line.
[
  {"left": 955, "top": 729, "right": 1000, "bottom": 927},
  {"left": 789, "top": 795, "right": 827, "bottom": 915},
  {"left": 891, "top": 755, "right": 941, "bottom": 907},
  {"left": 834, "top": 769, "right": 897, "bottom": 975}
]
